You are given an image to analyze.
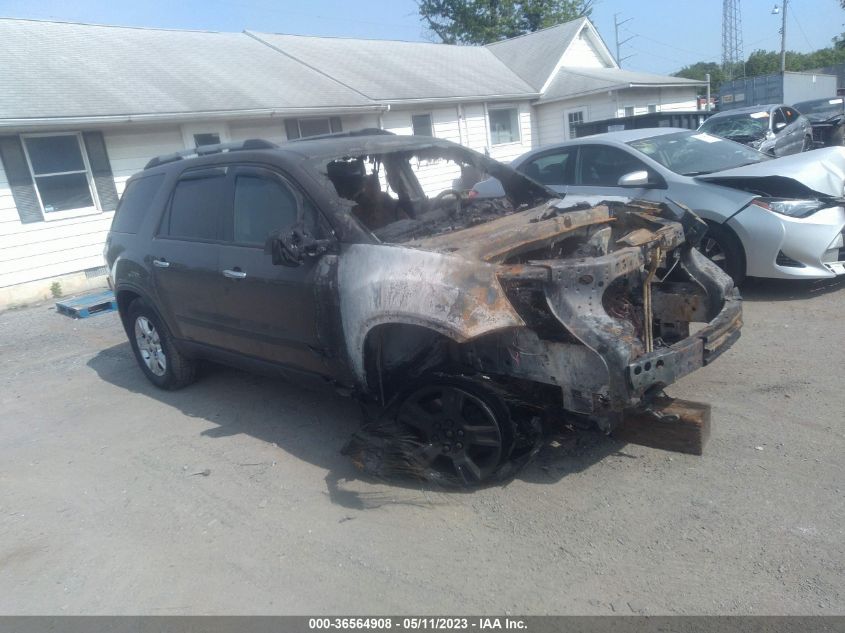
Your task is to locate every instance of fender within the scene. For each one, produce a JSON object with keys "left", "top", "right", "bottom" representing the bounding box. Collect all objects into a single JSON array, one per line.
[{"left": 338, "top": 243, "right": 524, "bottom": 386}]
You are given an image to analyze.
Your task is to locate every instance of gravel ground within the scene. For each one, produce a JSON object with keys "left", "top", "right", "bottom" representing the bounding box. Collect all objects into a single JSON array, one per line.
[{"left": 0, "top": 278, "right": 843, "bottom": 615}]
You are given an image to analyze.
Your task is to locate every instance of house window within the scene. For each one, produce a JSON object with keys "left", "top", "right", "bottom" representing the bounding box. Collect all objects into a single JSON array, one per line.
[
  {"left": 285, "top": 117, "right": 342, "bottom": 140},
  {"left": 567, "top": 111, "right": 584, "bottom": 138},
  {"left": 647, "top": 104, "right": 658, "bottom": 113},
  {"left": 193, "top": 133, "right": 221, "bottom": 147},
  {"left": 489, "top": 108, "right": 520, "bottom": 145},
  {"left": 22, "top": 133, "right": 97, "bottom": 214},
  {"left": 411, "top": 114, "right": 434, "bottom": 137},
  {"left": 623, "top": 106, "right": 635, "bottom": 117}
]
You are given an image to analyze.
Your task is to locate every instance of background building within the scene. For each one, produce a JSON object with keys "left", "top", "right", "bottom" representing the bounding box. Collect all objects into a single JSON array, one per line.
[{"left": 0, "top": 17, "right": 704, "bottom": 307}]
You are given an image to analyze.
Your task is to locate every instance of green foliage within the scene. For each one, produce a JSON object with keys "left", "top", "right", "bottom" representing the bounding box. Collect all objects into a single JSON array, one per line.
[
  {"left": 49, "top": 282, "right": 62, "bottom": 298},
  {"left": 417, "top": 0, "right": 594, "bottom": 45},
  {"left": 674, "top": 43, "right": 845, "bottom": 93},
  {"left": 673, "top": 61, "right": 726, "bottom": 92}
]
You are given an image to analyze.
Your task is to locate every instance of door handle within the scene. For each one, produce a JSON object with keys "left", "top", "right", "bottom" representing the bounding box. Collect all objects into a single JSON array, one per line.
[
  {"left": 222, "top": 268, "right": 247, "bottom": 279},
  {"left": 152, "top": 258, "right": 170, "bottom": 268}
]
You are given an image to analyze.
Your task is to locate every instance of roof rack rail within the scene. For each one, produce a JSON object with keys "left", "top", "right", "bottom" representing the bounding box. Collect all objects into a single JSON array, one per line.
[
  {"left": 144, "top": 138, "right": 278, "bottom": 170},
  {"left": 288, "top": 128, "right": 394, "bottom": 142}
]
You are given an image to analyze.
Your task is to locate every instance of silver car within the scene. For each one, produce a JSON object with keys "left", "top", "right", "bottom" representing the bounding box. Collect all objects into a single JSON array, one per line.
[
  {"left": 509, "top": 128, "right": 845, "bottom": 282},
  {"left": 698, "top": 104, "right": 813, "bottom": 156}
]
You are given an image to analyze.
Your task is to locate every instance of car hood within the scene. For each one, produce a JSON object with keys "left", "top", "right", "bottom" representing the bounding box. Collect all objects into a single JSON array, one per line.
[
  {"left": 696, "top": 146, "right": 845, "bottom": 198},
  {"left": 805, "top": 112, "right": 844, "bottom": 124}
]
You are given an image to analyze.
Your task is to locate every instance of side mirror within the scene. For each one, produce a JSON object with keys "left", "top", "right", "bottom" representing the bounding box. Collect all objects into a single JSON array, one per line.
[
  {"left": 471, "top": 177, "right": 506, "bottom": 199},
  {"left": 774, "top": 121, "right": 786, "bottom": 131},
  {"left": 265, "top": 224, "right": 332, "bottom": 267},
  {"left": 617, "top": 170, "right": 652, "bottom": 187}
]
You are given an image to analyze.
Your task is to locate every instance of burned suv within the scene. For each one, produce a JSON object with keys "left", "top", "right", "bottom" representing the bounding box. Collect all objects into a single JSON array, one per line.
[{"left": 106, "top": 132, "right": 741, "bottom": 485}]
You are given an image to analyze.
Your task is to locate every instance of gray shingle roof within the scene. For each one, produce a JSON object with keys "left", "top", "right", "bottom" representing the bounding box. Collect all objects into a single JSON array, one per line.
[
  {"left": 538, "top": 67, "right": 707, "bottom": 103},
  {"left": 246, "top": 32, "right": 536, "bottom": 101},
  {"left": 0, "top": 19, "right": 373, "bottom": 122},
  {"left": 486, "top": 18, "right": 588, "bottom": 90}
]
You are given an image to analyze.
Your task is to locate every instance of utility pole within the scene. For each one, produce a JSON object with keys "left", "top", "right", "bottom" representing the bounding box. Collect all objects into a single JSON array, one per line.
[
  {"left": 614, "top": 13, "right": 635, "bottom": 68},
  {"left": 780, "top": 0, "right": 787, "bottom": 72}
]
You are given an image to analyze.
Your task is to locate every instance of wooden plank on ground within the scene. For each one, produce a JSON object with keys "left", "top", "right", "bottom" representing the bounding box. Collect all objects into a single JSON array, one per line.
[{"left": 614, "top": 397, "right": 711, "bottom": 455}]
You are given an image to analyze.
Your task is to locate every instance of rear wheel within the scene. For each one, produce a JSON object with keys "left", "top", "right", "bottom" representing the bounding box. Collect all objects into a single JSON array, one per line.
[
  {"left": 697, "top": 222, "right": 746, "bottom": 284},
  {"left": 127, "top": 298, "right": 196, "bottom": 390},
  {"left": 395, "top": 378, "right": 514, "bottom": 486}
]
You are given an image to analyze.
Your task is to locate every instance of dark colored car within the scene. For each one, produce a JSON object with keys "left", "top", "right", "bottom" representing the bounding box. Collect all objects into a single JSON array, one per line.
[
  {"left": 699, "top": 104, "right": 812, "bottom": 156},
  {"left": 105, "top": 133, "right": 741, "bottom": 485},
  {"left": 793, "top": 96, "right": 845, "bottom": 147}
]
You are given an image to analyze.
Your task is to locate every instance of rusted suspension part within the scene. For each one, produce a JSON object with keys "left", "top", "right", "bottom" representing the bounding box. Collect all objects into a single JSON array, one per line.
[{"left": 643, "top": 246, "right": 662, "bottom": 353}]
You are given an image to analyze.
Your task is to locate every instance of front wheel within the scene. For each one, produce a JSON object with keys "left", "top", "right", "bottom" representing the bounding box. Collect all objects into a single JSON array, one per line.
[
  {"left": 395, "top": 378, "right": 514, "bottom": 486},
  {"left": 801, "top": 135, "right": 813, "bottom": 152},
  {"left": 127, "top": 298, "right": 197, "bottom": 390},
  {"left": 697, "top": 222, "right": 746, "bottom": 284}
]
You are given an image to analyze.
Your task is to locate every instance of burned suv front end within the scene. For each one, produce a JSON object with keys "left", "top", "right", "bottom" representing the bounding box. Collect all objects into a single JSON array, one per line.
[
  {"left": 485, "top": 200, "right": 741, "bottom": 431},
  {"left": 316, "top": 135, "right": 740, "bottom": 483}
]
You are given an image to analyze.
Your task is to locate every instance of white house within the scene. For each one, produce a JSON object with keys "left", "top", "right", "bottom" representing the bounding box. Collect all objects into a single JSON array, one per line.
[{"left": 0, "top": 17, "right": 704, "bottom": 308}]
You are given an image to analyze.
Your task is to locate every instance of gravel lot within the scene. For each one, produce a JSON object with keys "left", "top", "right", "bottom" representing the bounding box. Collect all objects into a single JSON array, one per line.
[{"left": 1, "top": 278, "right": 843, "bottom": 615}]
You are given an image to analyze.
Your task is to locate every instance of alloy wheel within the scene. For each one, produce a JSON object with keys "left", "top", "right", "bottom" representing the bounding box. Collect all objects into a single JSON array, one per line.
[
  {"left": 396, "top": 383, "right": 505, "bottom": 485},
  {"left": 134, "top": 316, "right": 167, "bottom": 377}
]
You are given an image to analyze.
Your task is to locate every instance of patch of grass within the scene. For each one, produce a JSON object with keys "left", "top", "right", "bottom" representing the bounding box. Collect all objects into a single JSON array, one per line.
[{"left": 50, "top": 282, "right": 62, "bottom": 298}]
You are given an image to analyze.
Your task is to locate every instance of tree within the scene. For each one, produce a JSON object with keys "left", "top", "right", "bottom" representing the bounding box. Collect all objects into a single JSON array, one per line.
[
  {"left": 417, "top": 0, "right": 594, "bottom": 45},
  {"left": 673, "top": 61, "right": 726, "bottom": 93}
]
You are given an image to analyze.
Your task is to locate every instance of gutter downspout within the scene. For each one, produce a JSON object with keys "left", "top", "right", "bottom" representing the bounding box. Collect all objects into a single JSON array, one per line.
[
  {"left": 378, "top": 104, "right": 390, "bottom": 130},
  {"left": 482, "top": 101, "right": 492, "bottom": 155}
]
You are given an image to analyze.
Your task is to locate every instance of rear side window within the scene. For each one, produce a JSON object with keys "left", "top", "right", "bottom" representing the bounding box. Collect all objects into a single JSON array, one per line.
[
  {"left": 111, "top": 174, "right": 164, "bottom": 234},
  {"left": 233, "top": 175, "right": 299, "bottom": 245},
  {"left": 164, "top": 169, "right": 227, "bottom": 241}
]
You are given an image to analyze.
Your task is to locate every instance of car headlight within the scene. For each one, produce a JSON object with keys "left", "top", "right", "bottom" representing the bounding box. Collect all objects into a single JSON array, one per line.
[{"left": 751, "top": 198, "right": 828, "bottom": 218}]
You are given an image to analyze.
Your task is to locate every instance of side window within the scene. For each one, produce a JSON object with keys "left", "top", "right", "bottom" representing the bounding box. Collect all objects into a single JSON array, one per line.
[
  {"left": 773, "top": 108, "right": 787, "bottom": 128},
  {"left": 522, "top": 149, "right": 576, "bottom": 186},
  {"left": 783, "top": 107, "right": 798, "bottom": 124},
  {"left": 578, "top": 145, "right": 649, "bottom": 187},
  {"left": 112, "top": 174, "right": 165, "bottom": 234},
  {"left": 233, "top": 174, "right": 299, "bottom": 246},
  {"left": 165, "top": 170, "right": 227, "bottom": 240}
]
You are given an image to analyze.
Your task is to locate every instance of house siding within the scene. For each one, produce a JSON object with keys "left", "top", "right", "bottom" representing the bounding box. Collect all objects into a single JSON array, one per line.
[
  {"left": 561, "top": 31, "right": 607, "bottom": 69},
  {"left": 535, "top": 86, "right": 701, "bottom": 145},
  {"left": 0, "top": 125, "right": 183, "bottom": 299}
]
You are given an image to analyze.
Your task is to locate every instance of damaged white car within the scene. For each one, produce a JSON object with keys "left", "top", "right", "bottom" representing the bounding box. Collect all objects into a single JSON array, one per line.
[{"left": 510, "top": 128, "right": 845, "bottom": 282}]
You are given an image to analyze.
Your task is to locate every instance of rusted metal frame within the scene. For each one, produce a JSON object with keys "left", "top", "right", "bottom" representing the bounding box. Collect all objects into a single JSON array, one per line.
[
  {"left": 626, "top": 247, "right": 742, "bottom": 395},
  {"left": 536, "top": 245, "right": 650, "bottom": 415}
]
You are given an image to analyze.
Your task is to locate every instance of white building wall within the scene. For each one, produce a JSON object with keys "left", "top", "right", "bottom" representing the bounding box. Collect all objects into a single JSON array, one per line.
[
  {"left": 560, "top": 31, "right": 608, "bottom": 69},
  {"left": 534, "top": 86, "right": 701, "bottom": 146},
  {"left": 0, "top": 124, "right": 183, "bottom": 305},
  {"left": 379, "top": 102, "right": 533, "bottom": 196}
]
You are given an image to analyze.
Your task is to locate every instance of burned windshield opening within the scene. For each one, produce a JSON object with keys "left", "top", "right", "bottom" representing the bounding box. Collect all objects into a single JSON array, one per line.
[{"left": 317, "top": 146, "right": 552, "bottom": 242}]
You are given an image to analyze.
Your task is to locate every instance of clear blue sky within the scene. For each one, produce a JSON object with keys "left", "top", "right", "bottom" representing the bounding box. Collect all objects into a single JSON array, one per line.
[{"left": 1, "top": 0, "right": 842, "bottom": 75}]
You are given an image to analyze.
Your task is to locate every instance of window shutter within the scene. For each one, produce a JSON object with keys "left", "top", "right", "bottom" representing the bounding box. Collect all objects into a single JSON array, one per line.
[
  {"left": 284, "top": 119, "right": 301, "bottom": 140},
  {"left": 0, "top": 135, "right": 42, "bottom": 224},
  {"left": 82, "top": 131, "right": 119, "bottom": 211}
]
